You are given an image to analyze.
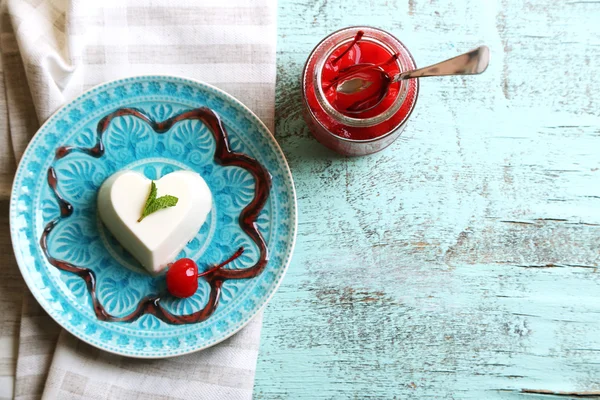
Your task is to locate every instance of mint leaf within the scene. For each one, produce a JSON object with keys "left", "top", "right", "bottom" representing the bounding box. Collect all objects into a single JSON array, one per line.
[
  {"left": 143, "top": 195, "right": 178, "bottom": 216},
  {"left": 138, "top": 182, "right": 178, "bottom": 222},
  {"left": 144, "top": 181, "right": 157, "bottom": 211}
]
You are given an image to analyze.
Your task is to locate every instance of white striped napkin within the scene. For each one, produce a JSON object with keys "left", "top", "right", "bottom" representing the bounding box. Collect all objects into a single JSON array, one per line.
[{"left": 0, "top": 0, "right": 277, "bottom": 399}]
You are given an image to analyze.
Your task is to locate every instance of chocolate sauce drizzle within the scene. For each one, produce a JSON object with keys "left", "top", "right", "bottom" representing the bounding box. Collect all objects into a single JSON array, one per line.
[{"left": 41, "top": 107, "right": 272, "bottom": 325}]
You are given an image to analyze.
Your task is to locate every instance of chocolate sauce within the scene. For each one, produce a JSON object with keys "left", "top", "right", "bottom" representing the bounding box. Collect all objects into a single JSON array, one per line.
[{"left": 41, "top": 107, "right": 272, "bottom": 325}]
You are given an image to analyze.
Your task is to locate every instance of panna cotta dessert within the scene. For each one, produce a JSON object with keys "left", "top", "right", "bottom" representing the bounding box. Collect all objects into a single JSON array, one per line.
[{"left": 97, "top": 170, "right": 212, "bottom": 275}]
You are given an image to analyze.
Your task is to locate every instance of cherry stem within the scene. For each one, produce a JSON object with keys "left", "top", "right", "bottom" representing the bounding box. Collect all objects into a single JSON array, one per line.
[
  {"left": 197, "top": 247, "right": 245, "bottom": 278},
  {"left": 332, "top": 30, "right": 364, "bottom": 65},
  {"left": 325, "top": 53, "right": 399, "bottom": 92}
]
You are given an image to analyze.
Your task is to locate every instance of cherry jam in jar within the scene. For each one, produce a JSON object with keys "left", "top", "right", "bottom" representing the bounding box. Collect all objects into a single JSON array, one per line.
[{"left": 302, "top": 27, "right": 419, "bottom": 156}]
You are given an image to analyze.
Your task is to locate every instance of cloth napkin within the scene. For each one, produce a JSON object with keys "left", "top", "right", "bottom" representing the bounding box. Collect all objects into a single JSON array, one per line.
[{"left": 0, "top": 0, "right": 277, "bottom": 399}]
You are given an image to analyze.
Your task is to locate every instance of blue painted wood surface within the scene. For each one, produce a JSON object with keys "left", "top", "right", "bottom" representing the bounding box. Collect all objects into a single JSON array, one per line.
[{"left": 254, "top": 0, "right": 600, "bottom": 398}]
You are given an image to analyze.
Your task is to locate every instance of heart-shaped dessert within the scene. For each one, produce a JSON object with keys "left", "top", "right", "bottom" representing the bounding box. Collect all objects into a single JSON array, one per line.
[{"left": 97, "top": 170, "right": 212, "bottom": 275}]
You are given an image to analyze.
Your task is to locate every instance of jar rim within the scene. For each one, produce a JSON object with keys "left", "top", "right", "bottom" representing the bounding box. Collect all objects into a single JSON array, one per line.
[
  {"left": 302, "top": 26, "right": 420, "bottom": 143},
  {"left": 315, "top": 31, "right": 407, "bottom": 128}
]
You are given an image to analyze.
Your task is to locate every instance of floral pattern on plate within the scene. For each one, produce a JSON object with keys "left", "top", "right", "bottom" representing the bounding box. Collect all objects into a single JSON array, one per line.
[{"left": 10, "top": 76, "right": 296, "bottom": 358}]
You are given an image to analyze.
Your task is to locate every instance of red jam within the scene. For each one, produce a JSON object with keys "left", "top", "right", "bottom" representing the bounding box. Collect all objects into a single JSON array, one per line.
[
  {"left": 321, "top": 34, "right": 401, "bottom": 119},
  {"left": 302, "top": 27, "right": 418, "bottom": 155}
]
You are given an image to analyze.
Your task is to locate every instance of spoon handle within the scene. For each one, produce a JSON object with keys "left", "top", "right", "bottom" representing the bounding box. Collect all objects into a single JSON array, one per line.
[{"left": 393, "top": 45, "right": 490, "bottom": 82}]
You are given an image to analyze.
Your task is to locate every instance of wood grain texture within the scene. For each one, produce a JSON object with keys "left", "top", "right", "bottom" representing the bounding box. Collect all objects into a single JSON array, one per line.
[{"left": 254, "top": 0, "right": 600, "bottom": 398}]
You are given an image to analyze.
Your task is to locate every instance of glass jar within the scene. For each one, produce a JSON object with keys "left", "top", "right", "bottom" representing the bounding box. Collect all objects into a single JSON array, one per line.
[{"left": 302, "top": 26, "right": 419, "bottom": 156}]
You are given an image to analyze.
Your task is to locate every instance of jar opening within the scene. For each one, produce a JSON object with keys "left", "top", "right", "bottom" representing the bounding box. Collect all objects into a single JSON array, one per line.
[{"left": 313, "top": 32, "right": 409, "bottom": 128}]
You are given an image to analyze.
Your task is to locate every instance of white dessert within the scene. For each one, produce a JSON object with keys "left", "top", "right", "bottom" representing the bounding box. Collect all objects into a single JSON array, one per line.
[{"left": 97, "top": 170, "right": 212, "bottom": 275}]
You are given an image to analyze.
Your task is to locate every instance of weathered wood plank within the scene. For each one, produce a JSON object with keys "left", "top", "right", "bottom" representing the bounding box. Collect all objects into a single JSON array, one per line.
[{"left": 255, "top": 0, "right": 600, "bottom": 398}]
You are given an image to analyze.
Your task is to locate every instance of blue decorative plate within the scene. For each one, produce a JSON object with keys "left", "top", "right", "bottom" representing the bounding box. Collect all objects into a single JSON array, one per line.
[{"left": 10, "top": 76, "right": 297, "bottom": 358}]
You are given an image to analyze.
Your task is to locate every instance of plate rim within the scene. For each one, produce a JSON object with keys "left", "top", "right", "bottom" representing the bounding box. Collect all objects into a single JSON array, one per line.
[{"left": 9, "top": 74, "right": 297, "bottom": 358}]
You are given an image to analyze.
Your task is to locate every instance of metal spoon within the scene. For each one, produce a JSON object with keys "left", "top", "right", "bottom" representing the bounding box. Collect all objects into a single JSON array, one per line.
[{"left": 336, "top": 45, "right": 491, "bottom": 113}]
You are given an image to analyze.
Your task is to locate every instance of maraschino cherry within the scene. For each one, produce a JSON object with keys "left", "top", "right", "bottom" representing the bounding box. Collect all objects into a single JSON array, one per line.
[
  {"left": 166, "top": 248, "right": 245, "bottom": 298},
  {"left": 166, "top": 258, "right": 198, "bottom": 298}
]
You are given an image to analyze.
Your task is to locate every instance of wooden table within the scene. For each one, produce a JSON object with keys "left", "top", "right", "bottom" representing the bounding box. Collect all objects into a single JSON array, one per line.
[{"left": 254, "top": 0, "right": 600, "bottom": 398}]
